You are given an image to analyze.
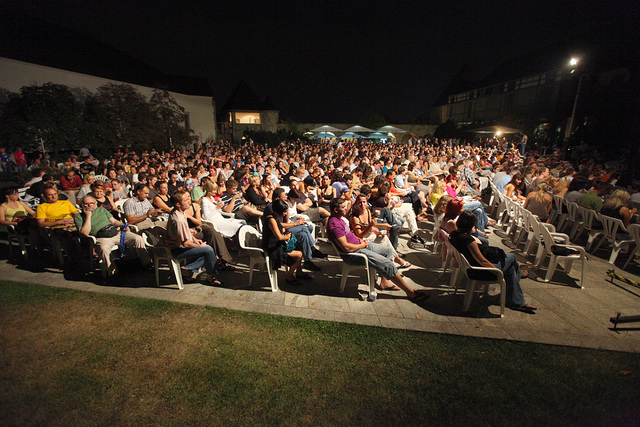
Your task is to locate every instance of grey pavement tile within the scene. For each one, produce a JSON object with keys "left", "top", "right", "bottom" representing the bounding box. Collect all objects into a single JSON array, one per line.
[
  {"left": 283, "top": 292, "right": 309, "bottom": 308},
  {"left": 372, "top": 297, "right": 404, "bottom": 318},
  {"left": 307, "top": 294, "right": 351, "bottom": 313},
  {"left": 346, "top": 297, "right": 378, "bottom": 315},
  {"left": 333, "top": 312, "right": 382, "bottom": 327}
]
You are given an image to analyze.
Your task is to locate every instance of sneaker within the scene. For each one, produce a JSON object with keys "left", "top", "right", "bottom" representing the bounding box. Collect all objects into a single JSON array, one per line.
[
  {"left": 410, "top": 235, "right": 427, "bottom": 245},
  {"left": 303, "top": 260, "right": 321, "bottom": 271},
  {"left": 394, "top": 227, "right": 411, "bottom": 235},
  {"left": 312, "top": 248, "right": 328, "bottom": 259}
]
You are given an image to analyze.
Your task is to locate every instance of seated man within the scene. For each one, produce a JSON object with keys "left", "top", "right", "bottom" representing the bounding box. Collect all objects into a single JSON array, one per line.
[
  {"left": 326, "top": 197, "right": 428, "bottom": 301},
  {"left": 36, "top": 186, "right": 79, "bottom": 229},
  {"left": 60, "top": 169, "right": 83, "bottom": 195},
  {"left": 220, "top": 178, "right": 263, "bottom": 223},
  {"left": 75, "top": 195, "right": 151, "bottom": 276},
  {"left": 123, "top": 184, "right": 165, "bottom": 230}
]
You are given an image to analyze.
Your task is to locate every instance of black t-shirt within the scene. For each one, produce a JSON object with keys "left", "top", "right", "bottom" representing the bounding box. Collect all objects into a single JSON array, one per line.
[{"left": 449, "top": 230, "right": 480, "bottom": 267}]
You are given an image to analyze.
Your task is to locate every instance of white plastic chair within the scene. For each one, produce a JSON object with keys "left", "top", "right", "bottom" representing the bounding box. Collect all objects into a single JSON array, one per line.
[
  {"left": 93, "top": 174, "right": 108, "bottom": 183},
  {"left": 536, "top": 222, "right": 587, "bottom": 287},
  {"left": 80, "top": 234, "right": 120, "bottom": 278},
  {"left": 574, "top": 205, "right": 605, "bottom": 251},
  {"left": 142, "top": 227, "right": 186, "bottom": 290},
  {"left": 552, "top": 195, "right": 569, "bottom": 232},
  {"left": 329, "top": 240, "right": 377, "bottom": 301},
  {"left": 449, "top": 244, "right": 506, "bottom": 317},
  {"left": 591, "top": 215, "right": 635, "bottom": 265},
  {"left": 238, "top": 225, "right": 279, "bottom": 292},
  {"left": 622, "top": 224, "right": 640, "bottom": 270}
]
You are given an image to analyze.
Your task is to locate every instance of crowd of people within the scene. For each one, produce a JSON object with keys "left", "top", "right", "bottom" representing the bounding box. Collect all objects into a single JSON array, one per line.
[{"left": 0, "top": 137, "right": 638, "bottom": 309}]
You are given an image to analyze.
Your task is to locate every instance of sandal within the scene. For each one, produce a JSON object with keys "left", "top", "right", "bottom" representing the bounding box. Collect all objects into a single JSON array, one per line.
[
  {"left": 379, "top": 284, "right": 401, "bottom": 291},
  {"left": 398, "top": 262, "right": 411, "bottom": 269},
  {"left": 408, "top": 291, "right": 430, "bottom": 302},
  {"left": 218, "top": 262, "right": 236, "bottom": 271},
  {"left": 180, "top": 268, "right": 197, "bottom": 283},
  {"left": 205, "top": 275, "right": 224, "bottom": 286},
  {"left": 521, "top": 269, "right": 530, "bottom": 278}
]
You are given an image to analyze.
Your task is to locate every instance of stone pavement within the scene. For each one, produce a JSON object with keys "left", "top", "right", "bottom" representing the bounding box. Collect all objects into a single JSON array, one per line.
[{"left": 2, "top": 223, "right": 640, "bottom": 353}]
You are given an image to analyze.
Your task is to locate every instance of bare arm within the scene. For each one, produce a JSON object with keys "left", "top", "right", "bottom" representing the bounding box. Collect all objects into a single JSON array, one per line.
[
  {"left": 334, "top": 234, "right": 367, "bottom": 253},
  {"left": 467, "top": 240, "right": 495, "bottom": 268}
]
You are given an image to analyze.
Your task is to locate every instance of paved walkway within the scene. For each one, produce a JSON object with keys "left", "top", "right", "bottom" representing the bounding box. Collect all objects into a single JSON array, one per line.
[{"left": 2, "top": 224, "right": 640, "bottom": 353}]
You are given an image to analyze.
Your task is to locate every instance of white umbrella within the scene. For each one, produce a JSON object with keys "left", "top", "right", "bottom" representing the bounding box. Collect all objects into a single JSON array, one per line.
[
  {"left": 343, "top": 125, "right": 374, "bottom": 133},
  {"left": 339, "top": 132, "right": 364, "bottom": 139},
  {"left": 310, "top": 125, "right": 343, "bottom": 133},
  {"left": 377, "top": 125, "right": 407, "bottom": 133}
]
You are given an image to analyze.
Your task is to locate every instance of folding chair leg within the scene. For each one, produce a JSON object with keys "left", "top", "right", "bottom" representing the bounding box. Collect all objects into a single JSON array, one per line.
[
  {"left": 579, "top": 258, "right": 586, "bottom": 289},
  {"left": 462, "top": 281, "right": 477, "bottom": 311},
  {"left": 544, "top": 257, "right": 559, "bottom": 282},
  {"left": 623, "top": 248, "right": 639, "bottom": 270},
  {"left": 170, "top": 260, "right": 184, "bottom": 290}
]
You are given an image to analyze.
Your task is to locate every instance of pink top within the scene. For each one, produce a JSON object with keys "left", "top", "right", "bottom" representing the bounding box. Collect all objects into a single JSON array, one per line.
[
  {"left": 445, "top": 185, "right": 458, "bottom": 199},
  {"left": 167, "top": 209, "right": 194, "bottom": 248}
]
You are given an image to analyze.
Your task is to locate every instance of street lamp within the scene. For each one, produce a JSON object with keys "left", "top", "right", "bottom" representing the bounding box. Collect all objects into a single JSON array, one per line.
[{"left": 562, "top": 57, "right": 584, "bottom": 159}]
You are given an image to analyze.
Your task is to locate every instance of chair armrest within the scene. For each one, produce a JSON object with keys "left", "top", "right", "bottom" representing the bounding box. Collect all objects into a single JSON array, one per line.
[
  {"left": 550, "top": 232, "right": 570, "bottom": 243},
  {"left": 466, "top": 266, "right": 505, "bottom": 282}
]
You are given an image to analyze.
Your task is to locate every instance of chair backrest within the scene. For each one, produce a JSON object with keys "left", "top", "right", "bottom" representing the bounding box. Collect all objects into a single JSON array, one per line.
[
  {"left": 598, "top": 214, "right": 628, "bottom": 240},
  {"left": 453, "top": 246, "right": 504, "bottom": 283},
  {"left": 114, "top": 198, "right": 127, "bottom": 214},
  {"left": 552, "top": 195, "right": 565, "bottom": 213},
  {"left": 628, "top": 224, "right": 640, "bottom": 244},
  {"left": 238, "top": 225, "right": 262, "bottom": 249},
  {"left": 566, "top": 201, "right": 579, "bottom": 221},
  {"left": 576, "top": 205, "right": 596, "bottom": 231}
]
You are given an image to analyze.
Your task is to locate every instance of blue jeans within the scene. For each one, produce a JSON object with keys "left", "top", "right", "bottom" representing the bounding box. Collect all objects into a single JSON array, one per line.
[
  {"left": 344, "top": 241, "right": 398, "bottom": 280},
  {"left": 172, "top": 244, "right": 217, "bottom": 275},
  {"left": 289, "top": 223, "right": 314, "bottom": 261},
  {"left": 463, "top": 200, "right": 489, "bottom": 232},
  {"left": 493, "top": 252, "right": 525, "bottom": 306},
  {"left": 376, "top": 207, "right": 405, "bottom": 249}
]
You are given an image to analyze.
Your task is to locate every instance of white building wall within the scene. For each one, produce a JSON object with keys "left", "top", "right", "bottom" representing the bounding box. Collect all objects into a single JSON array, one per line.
[{"left": 0, "top": 57, "right": 216, "bottom": 142}]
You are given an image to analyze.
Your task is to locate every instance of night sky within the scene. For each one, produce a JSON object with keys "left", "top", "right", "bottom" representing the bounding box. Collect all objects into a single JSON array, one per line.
[{"left": 3, "top": 0, "right": 638, "bottom": 123}]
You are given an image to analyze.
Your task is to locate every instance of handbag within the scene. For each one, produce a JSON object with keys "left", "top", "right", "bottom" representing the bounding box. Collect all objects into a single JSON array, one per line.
[
  {"left": 281, "top": 233, "right": 298, "bottom": 253},
  {"left": 95, "top": 224, "right": 120, "bottom": 238},
  {"left": 479, "top": 245, "right": 507, "bottom": 265}
]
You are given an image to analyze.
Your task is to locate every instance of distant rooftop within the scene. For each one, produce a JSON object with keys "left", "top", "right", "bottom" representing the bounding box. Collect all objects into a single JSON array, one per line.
[
  {"left": 220, "top": 81, "right": 278, "bottom": 112},
  {"left": 0, "top": 8, "right": 213, "bottom": 97}
]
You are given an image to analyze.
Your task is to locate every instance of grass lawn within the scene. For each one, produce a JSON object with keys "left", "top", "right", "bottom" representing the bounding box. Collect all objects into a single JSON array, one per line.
[{"left": 1, "top": 280, "right": 639, "bottom": 426}]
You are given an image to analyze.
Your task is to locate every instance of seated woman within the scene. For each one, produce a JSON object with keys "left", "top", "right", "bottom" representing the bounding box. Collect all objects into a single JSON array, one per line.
[
  {"left": 262, "top": 200, "right": 304, "bottom": 286},
  {"left": 88, "top": 182, "right": 119, "bottom": 219},
  {"left": 244, "top": 175, "right": 268, "bottom": 211},
  {"left": 317, "top": 174, "right": 336, "bottom": 218},
  {"left": 503, "top": 173, "right": 527, "bottom": 203},
  {"left": 0, "top": 186, "right": 36, "bottom": 226},
  {"left": 200, "top": 180, "right": 246, "bottom": 238},
  {"left": 428, "top": 180, "right": 446, "bottom": 206},
  {"left": 152, "top": 180, "right": 173, "bottom": 213},
  {"left": 524, "top": 182, "right": 552, "bottom": 222},
  {"left": 167, "top": 189, "right": 222, "bottom": 286},
  {"left": 600, "top": 189, "right": 638, "bottom": 227},
  {"left": 182, "top": 188, "right": 236, "bottom": 272},
  {"left": 349, "top": 194, "right": 410, "bottom": 279},
  {"left": 449, "top": 211, "right": 536, "bottom": 312}
]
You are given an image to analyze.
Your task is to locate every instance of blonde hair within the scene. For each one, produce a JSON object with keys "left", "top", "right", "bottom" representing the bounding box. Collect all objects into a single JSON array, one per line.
[
  {"left": 203, "top": 180, "right": 219, "bottom": 195},
  {"left": 248, "top": 175, "right": 260, "bottom": 186},
  {"left": 534, "top": 181, "right": 550, "bottom": 203},
  {"left": 602, "top": 189, "right": 630, "bottom": 210},
  {"left": 433, "top": 194, "right": 454, "bottom": 215},
  {"left": 433, "top": 180, "right": 446, "bottom": 196},
  {"left": 553, "top": 177, "right": 570, "bottom": 195}
]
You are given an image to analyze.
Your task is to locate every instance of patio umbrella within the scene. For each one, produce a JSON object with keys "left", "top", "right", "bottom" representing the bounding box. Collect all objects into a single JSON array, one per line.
[
  {"left": 339, "top": 132, "right": 364, "bottom": 139},
  {"left": 468, "top": 125, "right": 522, "bottom": 134},
  {"left": 313, "top": 131, "right": 336, "bottom": 138},
  {"left": 365, "top": 132, "right": 389, "bottom": 140},
  {"left": 310, "top": 125, "right": 343, "bottom": 133},
  {"left": 343, "top": 125, "right": 374, "bottom": 133},
  {"left": 376, "top": 125, "right": 407, "bottom": 133}
]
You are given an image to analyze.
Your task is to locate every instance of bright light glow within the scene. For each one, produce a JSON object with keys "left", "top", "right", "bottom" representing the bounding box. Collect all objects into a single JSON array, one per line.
[
  {"left": 495, "top": 131, "right": 502, "bottom": 137},
  {"left": 570, "top": 58, "right": 579, "bottom": 66}
]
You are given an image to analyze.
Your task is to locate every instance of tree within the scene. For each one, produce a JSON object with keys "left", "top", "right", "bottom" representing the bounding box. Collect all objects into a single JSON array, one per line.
[
  {"left": 149, "top": 88, "right": 194, "bottom": 149},
  {"left": 360, "top": 110, "right": 387, "bottom": 130},
  {"left": 86, "top": 83, "right": 161, "bottom": 152},
  {"left": 0, "top": 83, "right": 82, "bottom": 157}
]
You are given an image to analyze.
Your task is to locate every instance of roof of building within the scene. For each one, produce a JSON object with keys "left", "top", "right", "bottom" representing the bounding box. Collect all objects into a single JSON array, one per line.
[
  {"left": 220, "top": 81, "right": 278, "bottom": 112},
  {"left": 432, "top": 25, "right": 639, "bottom": 108},
  {"left": 0, "top": 8, "right": 213, "bottom": 97}
]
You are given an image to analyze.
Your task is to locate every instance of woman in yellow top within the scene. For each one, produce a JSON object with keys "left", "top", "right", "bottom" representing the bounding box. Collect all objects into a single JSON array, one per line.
[
  {"left": 428, "top": 180, "right": 446, "bottom": 206},
  {"left": 0, "top": 187, "right": 35, "bottom": 226}
]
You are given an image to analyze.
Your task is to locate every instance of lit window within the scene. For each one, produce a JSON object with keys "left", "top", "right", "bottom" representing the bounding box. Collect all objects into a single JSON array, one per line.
[{"left": 235, "top": 112, "right": 261, "bottom": 124}]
